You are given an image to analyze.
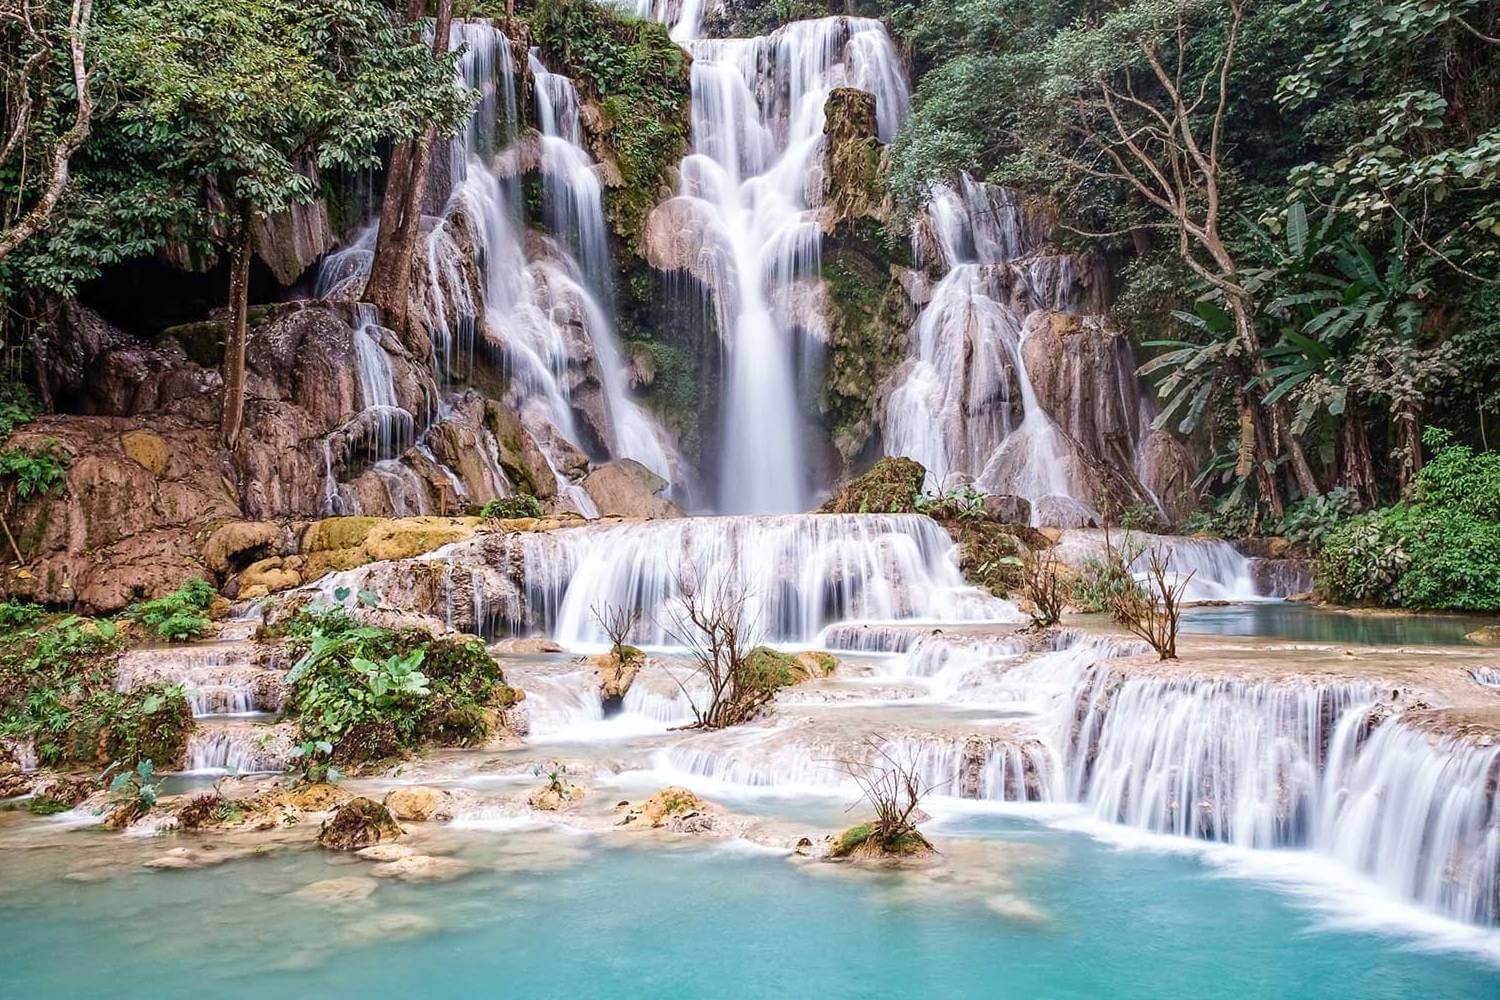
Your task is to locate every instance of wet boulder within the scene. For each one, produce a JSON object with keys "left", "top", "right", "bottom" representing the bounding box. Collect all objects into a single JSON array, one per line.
[
  {"left": 318, "top": 797, "right": 405, "bottom": 851},
  {"left": 581, "top": 459, "right": 682, "bottom": 518}
]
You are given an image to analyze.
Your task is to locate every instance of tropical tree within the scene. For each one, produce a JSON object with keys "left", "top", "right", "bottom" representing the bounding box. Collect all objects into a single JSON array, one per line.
[
  {"left": 0, "top": 0, "right": 95, "bottom": 265},
  {"left": 97, "top": 0, "right": 471, "bottom": 448}
]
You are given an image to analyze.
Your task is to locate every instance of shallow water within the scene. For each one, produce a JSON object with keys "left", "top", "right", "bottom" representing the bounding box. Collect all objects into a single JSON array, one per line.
[
  {"left": 1179, "top": 602, "right": 1493, "bottom": 646},
  {"left": 2, "top": 815, "right": 1497, "bottom": 998}
]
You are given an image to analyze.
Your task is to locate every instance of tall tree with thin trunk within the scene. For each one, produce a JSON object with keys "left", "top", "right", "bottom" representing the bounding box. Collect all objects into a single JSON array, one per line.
[
  {"left": 96, "top": 0, "right": 471, "bottom": 449},
  {"left": 366, "top": 0, "right": 455, "bottom": 342},
  {"left": 1026, "top": 0, "right": 1321, "bottom": 505},
  {"left": 0, "top": 0, "right": 94, "bottom": 265}
]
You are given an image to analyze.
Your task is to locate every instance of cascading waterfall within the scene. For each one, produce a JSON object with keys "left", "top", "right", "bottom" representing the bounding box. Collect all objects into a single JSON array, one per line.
[
  {"left": 882, "top": 175, "right": 1106, "bottom": 525},
  {"left": 1319, "top": 719, "right": 1500, "bottom": 925},
  {"left": 660, "top": 17, "right": 908, "bottom": 512},
  {"left": 502, "top": 513, "right": 1014, "bottom": 646},
  {"left": 1051, "top": 528, "right": 1282, "bottom": 601}
]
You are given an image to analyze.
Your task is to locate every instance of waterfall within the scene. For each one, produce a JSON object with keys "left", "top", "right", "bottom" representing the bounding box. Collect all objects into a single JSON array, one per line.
[
  {"left": 1051, "top": 528, "right": 1279, "bottom": 601},
  {"left": 501, "top": 513, "right": 1014, "bottom": 646},
  {"left": 1318, "top": 719, "right": 1500, "bottom": 926},
  {"left": 655, "top": 17, "right": 908, "bottom": 513},
  {"left": 882, "top": 175, "right": 1110, "bottom": 524}
]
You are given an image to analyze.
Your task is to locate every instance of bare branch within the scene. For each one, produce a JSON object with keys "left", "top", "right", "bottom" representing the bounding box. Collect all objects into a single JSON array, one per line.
[{"left": 0, "top": 0, "right": 94, "bottom": 264}]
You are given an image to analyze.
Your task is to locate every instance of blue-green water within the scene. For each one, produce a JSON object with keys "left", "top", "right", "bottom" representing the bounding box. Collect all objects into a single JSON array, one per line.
[
  {"left": 3, "top": 813, "right": 1497, "bottom": 998},
  {"left": 1180, "top": 602, "right": 1493, "bottom": 646}
]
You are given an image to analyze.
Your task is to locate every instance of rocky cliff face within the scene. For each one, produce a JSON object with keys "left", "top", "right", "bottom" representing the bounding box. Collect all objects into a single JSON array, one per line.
[{"left": 6, "top": 300, "right": 563, "bottom": 611}]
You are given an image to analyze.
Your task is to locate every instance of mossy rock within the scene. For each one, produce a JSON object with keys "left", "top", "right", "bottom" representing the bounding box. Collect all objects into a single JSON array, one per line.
[
  {"left": 318, "top": 797, "right": 404, "bottom": 851},
  {"left": 301, "top": 516, "right": 383, "bottom": 553},
  {"left": 830, "top": 821, "right": 935, "bottom": 861},
  {"left": 362, "top": 517, "right": 478, "bottom": 562},
  {"left": 820, "top": 457, "right": 927, "bottom": 515}
]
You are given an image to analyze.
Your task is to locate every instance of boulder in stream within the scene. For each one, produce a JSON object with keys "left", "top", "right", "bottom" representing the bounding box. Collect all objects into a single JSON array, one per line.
[{"left": 318, "top": 797, "right": 404, "bottom": 851}]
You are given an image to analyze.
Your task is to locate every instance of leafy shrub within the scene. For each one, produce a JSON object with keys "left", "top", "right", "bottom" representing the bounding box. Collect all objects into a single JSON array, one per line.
[
  {"left": 1069, "top": 534, "right": 1146, "bottom": 617},
  {"left": 0, "top": 440, "right": 70, "bottom": 502},
  {"left": 1316, "top": 440, "right": 1500, "bottom": 611},
  {"left": 0, "top": 609, "right": 192, "bottom": 768},
  {"left": 0, "top": 600, "right": 42, "bottom": 628},
  {"left": 1414, "top": 432, "right": 1500, "bottom": 520},
  {"left": 127, "top": 579, "right": 217, "bottom": 642},
  {"left": 479, "top": 494, "right": 543, "bottom": 520},
  {"left": 278, "top": 606, "right": 514, "bottom": 763},
  {"left": 106, "top": 759, "right": 163, "bottom": 811},
  {"left": 1179, "top": 501, "right": 1256, "bottom": 539},
  {"left": 1273, "top": 487, "right": 1363, "bottom": 551},
  {"left": 913, "top": 485, "right": 986, "bottom": 520}
]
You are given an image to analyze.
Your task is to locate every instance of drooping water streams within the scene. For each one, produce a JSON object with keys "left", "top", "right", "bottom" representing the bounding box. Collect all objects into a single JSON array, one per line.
[{"left": 655, "top": 17, "right": 908, "bottom": 512}]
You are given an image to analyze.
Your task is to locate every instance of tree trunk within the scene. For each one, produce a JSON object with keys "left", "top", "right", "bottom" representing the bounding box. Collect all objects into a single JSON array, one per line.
[
  {"left": 366, "top": 0, "right": 453, "bottom": 345},
  {"left": 1226, "top": 294, "right": 1320, "bottom": 502},
  {"left": 1339, "top": 405, "right": 1378, "bottom": 507},
  {"left": 1395, "top": 402, "right": 1423, "bottom": 496},
  {"left": 220, "top": 199, "right": 254, "bottom": 451}
]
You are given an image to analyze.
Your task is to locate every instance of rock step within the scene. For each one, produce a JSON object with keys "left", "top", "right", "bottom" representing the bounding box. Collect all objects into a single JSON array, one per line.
[
  {"left": 116, "top": 642, "right": 288, "bottom": 718},
  {"left": 185, "top": 720, "right": 296, "bottom": 774}
]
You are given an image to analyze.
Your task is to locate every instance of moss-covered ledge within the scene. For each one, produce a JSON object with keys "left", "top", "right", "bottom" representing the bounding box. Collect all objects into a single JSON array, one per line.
[{"left": 521, "top": 0, "right": 691, "bottom": 246}]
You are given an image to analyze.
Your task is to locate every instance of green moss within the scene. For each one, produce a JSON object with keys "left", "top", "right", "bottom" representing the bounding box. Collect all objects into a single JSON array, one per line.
[
  {"left": 832, "top": 822, "right": 873, "bottom": 857},
  {"left": 819, "top": 227, "right": 909, "bottom": 466},
  {"left": 523, "top": 0, "right": 690, "bottom": 244},
  {"left": 275, "top": 607, "right": 517, "bottom": 763},
  {"left": 820, "top": 457, "right": 927, "bottom": 514},
  {"left": 743, "top": 645, "right": 803, "bottom": 688}
]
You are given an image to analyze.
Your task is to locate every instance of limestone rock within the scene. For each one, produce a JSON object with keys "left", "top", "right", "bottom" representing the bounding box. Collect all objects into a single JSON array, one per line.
[
  {"left": 821, "top": 87, "right": 889, "bottom": 229},
  {"left": 289, "top": 876, "right": 379, "bottom": 906},
  {"left": 1468, "top": 626, "right": 1500, "bottom": 646},
  {"left": 202, "top": 521, "right": 282, "bottom": 575},
  {"left": 618, "top": 787, "right": 713, "bottom": 832},
  {"left": 581, "top": 460, "right": 682, "bottom": 518},
  {"left": 983, "top": 494, "right": 1032, "bottom": 524},
  {"left": 369, "top": 855, "right": 473, "bottom": 883},
  {"left": 528, "top": 782, "right": 586, "bottom": 812},
  {"left": 0, "top": 748, "right": 31, "bottom": 799},
  {"left": 382, "top": 786, "right": 457, "bottom": 823},
  {"left": 355, "top": 843, "right": 419, "bottom": 862},
  {"left": 318, "top": 797, "right": 404, "bottom": 851},
  {"left": 592, "top": 649, "right": 644, "bottom": 702}
]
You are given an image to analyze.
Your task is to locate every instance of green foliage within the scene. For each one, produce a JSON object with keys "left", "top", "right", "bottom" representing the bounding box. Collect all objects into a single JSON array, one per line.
[
  {"left": 820, "top": 240, "right": 908, "bottom": 463},
  {"left": 0, "top": 440, "right": 70, "bottom": 502},
  {"left": 278, "top": 606, "right": 512, "bottom": 763},
  {"left": 524, "top": 0, "right": 691, "bottom": 241},
  {"left": 126, "top": 579, "right": 217, "bottom": 643},
  {"left": 480, "top": 494, "right": 544, "bottom": 520},
  {"left": 106, "top": 759, "right": 163, "bottom": 810},
  {"left": 5, "top": 0, "right": 472, "bottom": 298},
  {"left": 0, "top": 600, "right": 43, "bottom": 629},
  {"left": 1, "top": 615, "right": 122, "bottom": 764},
  {"left": 1316, "top": 439, "right": 1500, "bottom": 609},
  {"left": 287, "top": 739, "right": 343, "bottom": 784},
  {"left": 1272, "top": 487, "right": 1363, "bottom": 551},
  {"left": 913, "top": 485, "right": 987, "bottom": 520},
  {"left": 819, "top": 457, "right": 927, "bottom": 514},
  {"left": 1069, "top": 535, "right": 1146, "bottom": 618}
]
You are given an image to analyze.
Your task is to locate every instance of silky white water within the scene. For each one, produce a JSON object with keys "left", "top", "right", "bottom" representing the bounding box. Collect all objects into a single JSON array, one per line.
[{"left": 653, "top": 16, "right": 908, "bottom": 512}]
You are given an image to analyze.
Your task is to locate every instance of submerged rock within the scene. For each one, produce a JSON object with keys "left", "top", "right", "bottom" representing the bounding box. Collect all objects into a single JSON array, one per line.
[
  {"left": 355, "top": 843, "right": 418, "bottom": 862},
  {"left": 369, "top": 855, "right": 473, "bottom": 883},
  {"left": 382, "top": 786, "right": 458, "bottom": 823},
  {"left": 289, "top": 877, "right": 379, "bottom": 907},
  {"left": 318, "top": 797, "right": 404, "bottom": 851}
]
